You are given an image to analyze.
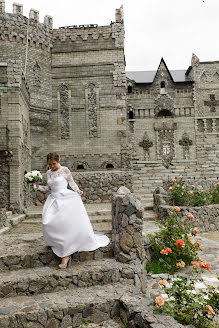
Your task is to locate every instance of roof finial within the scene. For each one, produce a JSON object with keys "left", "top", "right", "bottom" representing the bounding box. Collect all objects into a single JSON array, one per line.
[{"left": 191, "top": 53, "right": 200, "bottom": 67}]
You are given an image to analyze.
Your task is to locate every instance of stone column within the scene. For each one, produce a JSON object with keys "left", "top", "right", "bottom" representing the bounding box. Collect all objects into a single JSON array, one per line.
[{"left": 112, "top": 186, "right": 146, "bottom": 294}]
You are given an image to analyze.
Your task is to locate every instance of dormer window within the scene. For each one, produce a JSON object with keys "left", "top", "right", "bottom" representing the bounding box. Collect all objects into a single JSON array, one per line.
[{"left": 160, "top": 81, "right": 166, "bottom": 94}]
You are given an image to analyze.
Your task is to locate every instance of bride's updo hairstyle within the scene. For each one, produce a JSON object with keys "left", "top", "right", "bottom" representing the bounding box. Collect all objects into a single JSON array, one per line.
[{"left": 47, "top": 152, "right": 60, "bottom": 162}]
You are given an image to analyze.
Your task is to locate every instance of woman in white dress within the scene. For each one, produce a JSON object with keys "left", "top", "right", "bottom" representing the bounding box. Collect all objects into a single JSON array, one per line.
[{"left": 36, "top": 152, "right": 110, "bottom": 268}]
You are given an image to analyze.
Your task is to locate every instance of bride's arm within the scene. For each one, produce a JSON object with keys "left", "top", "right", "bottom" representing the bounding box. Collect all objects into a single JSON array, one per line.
[
  {"left": 36, "top": 172, "right": 50, "bottom": 193},
  {"left": 63, "top": 167, "right": 80, "bottom": 192}
]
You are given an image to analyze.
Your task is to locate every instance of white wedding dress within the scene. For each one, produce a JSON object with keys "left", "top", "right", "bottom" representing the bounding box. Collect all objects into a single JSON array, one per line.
[{"left": 38, "top": 166, "right": 110, "bottom": 258}]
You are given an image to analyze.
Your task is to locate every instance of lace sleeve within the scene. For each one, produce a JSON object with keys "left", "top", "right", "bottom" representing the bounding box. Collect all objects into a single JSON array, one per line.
[
  {"left": 63, "top": 167, "right": 79, "bottom": 192},
  {"left": 37, "top": 172, "right": 50, "bottom": 193}
]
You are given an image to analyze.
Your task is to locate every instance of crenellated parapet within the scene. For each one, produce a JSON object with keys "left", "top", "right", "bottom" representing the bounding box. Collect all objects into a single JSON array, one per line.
[
  {"left": 0, "top": 1, "right": 53, "bottom": 51},
  {"left": 52, "top": 25, "right": 113, "bottom": 43},
  {"left": 52, "top": 6, "right": 124, "bottom": 49}
]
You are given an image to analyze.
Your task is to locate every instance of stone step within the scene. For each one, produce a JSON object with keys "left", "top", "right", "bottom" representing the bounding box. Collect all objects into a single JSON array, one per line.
[
  {"left": 23, "top": 215, "right": 112, "bottom": 224},
  {"left": 0, "top": 233, "right": 112, "bottom": 272},
  {"left": 5, "top": 211, "right": 12, "bottom": 219},
  {"left": 0, "top": 258, "right": 133, "bottom": 299},
  {"left": 0, "top": 283, "right": 130, "bottom": 328},
  {"left": 143, "top": 210, "right": 155, "bottom": 220},
  {"left": 25, "top": 209, "right": 112, "bottom": 219}
]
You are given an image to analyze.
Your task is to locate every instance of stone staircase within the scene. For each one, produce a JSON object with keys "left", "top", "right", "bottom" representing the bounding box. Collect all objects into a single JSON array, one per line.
[
  {"left": 0, "top": 198, "right": 185, "bottom": 328},
  {"left": 0, "top": 219, "right": 132, "bottom": 328}
]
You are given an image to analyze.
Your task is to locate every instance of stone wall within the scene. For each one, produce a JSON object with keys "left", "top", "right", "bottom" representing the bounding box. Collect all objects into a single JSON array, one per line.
[
  {"left": 32, "top": 170, "right": 133, "bottom": 205},
  {"left": 156, "top": 204, "right": 219, "bottom": 232},
  {"left": 112, "top": 187, "right": 146, "bottom": 293},
  {"left": 0, "top": 208, "right": 7, "bottom": 228},
  {"left": 0, "top": 60, "right": 31, "bottom": 212}
]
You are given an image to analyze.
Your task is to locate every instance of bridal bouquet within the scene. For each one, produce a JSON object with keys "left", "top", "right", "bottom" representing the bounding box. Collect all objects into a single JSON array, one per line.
[{"left": 25, "top": 170, "right": 42, "bottom": 191}]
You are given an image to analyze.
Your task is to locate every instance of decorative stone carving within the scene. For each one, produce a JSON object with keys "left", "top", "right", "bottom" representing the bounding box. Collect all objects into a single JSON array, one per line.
[
  {"left": 179, "top": 132, "right": 193, "bottom": 159},
  {"left": 87, "top": 83, "right": 98, "bottom": 138},
  {"left": 191, "top": 53, "right": 200, "bottom": 67},
  {"left": 204, "top": 94, "right": 219, "bottom": 112},
  {"left": 154, "top": 95, "right": 174, "bottom": 117},
  {"left": 139, "top": 132, "right": 153, "bottom": 160},
  {"left": 32, "top": 62, "right": 41, "bottom": 87},
  {"left": 155, "top": 123, "right": 176, "bottom": 168},
  {"left": 59, "top": 84, "right": 70, "bottom": 139}
]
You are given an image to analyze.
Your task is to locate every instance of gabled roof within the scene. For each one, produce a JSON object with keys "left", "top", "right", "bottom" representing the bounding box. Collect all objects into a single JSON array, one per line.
[{"left": 126, "top": 58, "right": 193, "bottom": 84}]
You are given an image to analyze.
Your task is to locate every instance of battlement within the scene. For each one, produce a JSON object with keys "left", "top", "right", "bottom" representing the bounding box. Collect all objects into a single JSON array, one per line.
[{"left": 0, "top": 1, "right": 53, "bottom": 28}]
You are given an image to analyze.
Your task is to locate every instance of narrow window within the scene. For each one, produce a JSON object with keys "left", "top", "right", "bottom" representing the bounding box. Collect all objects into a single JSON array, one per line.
[{"left": 128, "top": 85, "right": 132, "bottom": 94}]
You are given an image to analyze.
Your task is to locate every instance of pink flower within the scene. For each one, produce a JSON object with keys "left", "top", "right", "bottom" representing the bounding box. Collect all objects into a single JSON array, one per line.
[
  {"left": 182, "top": 186, "right": 185, "bottom": 189},
  {"left": 191, "top": 261, "right": 200, "bottom": 267},
  {"left": 189, "top": 191, "right": 193, "bottom": 195},
  {"left": 171, "top": 179, "right": 176, "bottom": 183},
  {"left": 176, "top": 261, "right": 185, "bottom": 268},
  {"left": 160, "top": 248, "right": 172, "bottom": 255},
  {"left": 159, "top": 279, "right": 167, "bottom": 286},
  {"left": 206, "top": 305, "right": 214, "bottom": 316},
  {"left": 177, "top": 184, "right": 180, "bottom": 187},
  {"left": 179, "top": 175, "right": 183, "bottom": 178},
  {"left": 174, "top": 206, "right": 181, "bottom": 212},
  {"left": 194, "top": 227, "right": 199, "bottom": 236},
  {"left": 187, "top": 212, "right": 195, "bottom": 221},
  {"left": 155, "top": 296, "right": 165, "bottom": 307},
  {"left": 169, "top": 186, "right": 173, "bottom": 190},
  {"left": 176, "top": 239, "right": 185, "bottom": 248}
]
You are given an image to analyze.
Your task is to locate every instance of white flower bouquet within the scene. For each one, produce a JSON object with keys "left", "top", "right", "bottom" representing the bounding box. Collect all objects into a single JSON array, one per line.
[{"left": 24, "top": 170, "right": 42, "bottom": 191}]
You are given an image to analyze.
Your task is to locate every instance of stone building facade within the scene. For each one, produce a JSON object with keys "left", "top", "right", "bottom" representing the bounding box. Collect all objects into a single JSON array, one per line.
[{"left": 0, "top": 0, "right": 218, "bottom": 211}]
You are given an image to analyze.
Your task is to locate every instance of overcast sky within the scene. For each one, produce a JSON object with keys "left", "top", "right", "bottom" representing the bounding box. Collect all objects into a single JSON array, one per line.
[{"left": 6, "top": 0, "right": 219, "bottom": 71}]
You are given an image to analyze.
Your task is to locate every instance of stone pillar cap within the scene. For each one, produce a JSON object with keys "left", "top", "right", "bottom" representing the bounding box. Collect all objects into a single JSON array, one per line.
[{"left": 117, "top": 186, "right": 131, "bottom": 195}]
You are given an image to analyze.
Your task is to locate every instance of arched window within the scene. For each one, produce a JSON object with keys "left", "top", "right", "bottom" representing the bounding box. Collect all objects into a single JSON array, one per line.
[
  {"left": 128, "top": 110, "right": 134, "bottom": 120},
  {"left": 77, "top": 164, "right": 85, "bottom": 170},
  {"left": 157, "top": 109, "right": 172, "bottom": 117},
  {"left": 128, "top": 85, "right": 132, "bottom": 94},
  {"left": 106, "top": 163, "right": 114, "bottom": 169}
]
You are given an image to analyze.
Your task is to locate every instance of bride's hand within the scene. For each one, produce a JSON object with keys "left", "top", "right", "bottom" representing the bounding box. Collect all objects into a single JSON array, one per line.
[{"left": 77, "top": 190, "right": 83, "bottom": 196}]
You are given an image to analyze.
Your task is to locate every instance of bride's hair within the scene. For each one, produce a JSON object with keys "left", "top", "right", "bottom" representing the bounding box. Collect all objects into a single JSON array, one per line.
[{"left": 47, "top": 152, "right": 60, "bottom": 162}]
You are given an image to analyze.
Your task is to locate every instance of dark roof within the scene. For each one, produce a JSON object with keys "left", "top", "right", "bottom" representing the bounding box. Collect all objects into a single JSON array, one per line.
[{"left": 126, "top": 69, "right": 192, "bottom": 83}]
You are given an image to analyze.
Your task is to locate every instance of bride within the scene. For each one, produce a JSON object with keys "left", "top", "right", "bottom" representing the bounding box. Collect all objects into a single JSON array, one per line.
[{"left": 35, "top": 152, "right": 110, "bottom": 268}]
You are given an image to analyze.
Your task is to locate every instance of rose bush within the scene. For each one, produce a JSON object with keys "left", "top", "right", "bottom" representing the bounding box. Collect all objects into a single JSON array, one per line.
[
  {"left": 168, "top": 176, "right": 219, "bottom": 206},
  {"left": 146, "top": 207, "right": 200, "bottom": 274}
]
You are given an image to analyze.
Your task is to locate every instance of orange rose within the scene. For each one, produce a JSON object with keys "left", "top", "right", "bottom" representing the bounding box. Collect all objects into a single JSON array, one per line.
[
  {"left": 176, "top": 239, "right": 185, "bottom": 248},
  {"left": 160, "top": 248, "right": 172, "bottom": 255},
  {"left": 206, "top": 305, "right": 214, "bottom": 316},
  {"left": 154, "top": 214, "right": 158, "bottom": 218},
  {"left": 176, "top": 261, "right": 185, "bottom": 268},
  {"left": 194, "top": 227, "right": 199, "bottom": 236},
  {"left": 187, "top": 212, "right": 195, "bottom": 221},
  {"left": 155, "top": 296, "right": 165, "bottom": 307},
  {"left": 174, "top": 206, "right": 180, "bottom": 212},
  {"left": 159, "top": 279, "right": 167, "bottom": 286},
  {"left": 191, "top": 261, "right": 200, "bottom": 267},
  {"left": 196, "top": 242, "right": 202, "bottom": 250}
]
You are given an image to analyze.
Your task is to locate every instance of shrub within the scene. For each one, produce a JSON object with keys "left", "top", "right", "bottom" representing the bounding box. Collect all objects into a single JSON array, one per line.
[
  {"left": 168, "top": 177, "right": 218, "bottom": 207},
  {"left": 146, "top": 208, "right": 200, "bottom": 274},
  {"left": 154, "top": 275, "right": 219, "bottom": 328}
]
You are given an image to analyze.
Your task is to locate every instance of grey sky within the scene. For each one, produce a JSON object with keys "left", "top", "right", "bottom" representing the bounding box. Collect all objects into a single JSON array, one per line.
[{"left": 6, "top": 0, "right": 219, "bottom": 71}]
